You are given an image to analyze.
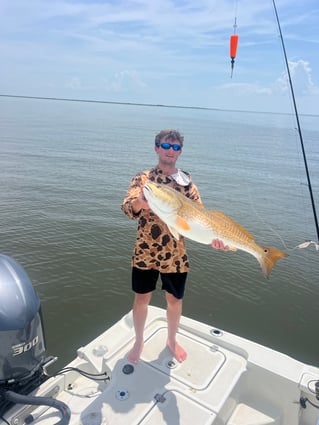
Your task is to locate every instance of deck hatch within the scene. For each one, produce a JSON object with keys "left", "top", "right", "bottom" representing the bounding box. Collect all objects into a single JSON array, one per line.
[{"left": 142, "top": 327, "right": 226, "bottom": 390}]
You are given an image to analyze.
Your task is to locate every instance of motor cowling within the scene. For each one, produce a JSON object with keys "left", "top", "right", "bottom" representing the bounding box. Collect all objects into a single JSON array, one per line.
[{"left": 0, "top": 255, "right": 46, "bottom": 383}]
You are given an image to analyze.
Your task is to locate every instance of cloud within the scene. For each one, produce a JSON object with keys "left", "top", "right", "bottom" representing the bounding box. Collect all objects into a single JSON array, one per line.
[
  {"left": 218, "top": 82, "right": 272, "bottom": 95},
  {"left": 0, "top": 0, "right": 318, "bottom": 114},
  {"left": 218, "top": 59, "right": 318, "bottom": 98},
  {"left": 105, "top": 70, "right": 147, "bottom": 93},
  {"left": 275, "top": 60, "right": 319, "bottom": 96},
  {"left": 210, "top": 58, "right": 319, "bottom": 114}
]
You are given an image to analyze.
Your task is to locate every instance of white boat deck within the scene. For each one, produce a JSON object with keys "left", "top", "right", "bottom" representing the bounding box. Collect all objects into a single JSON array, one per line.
[{"left": 4, "top": 306, "right": 319, "bottom": 425}]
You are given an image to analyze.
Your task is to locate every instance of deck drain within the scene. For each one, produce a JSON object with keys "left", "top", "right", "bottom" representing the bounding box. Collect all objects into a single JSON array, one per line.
[
  {"left": 210, "top": 328, "right": 223, "bottom": 337},
  {"left": 165, "top": 359, "right": 177, "bottom": 369},
  {"left": 116, "top": 389, "right": 129, "bottom": 401},
  {"left": 122, "top": 364, "right": 134, "bottom": 375}
]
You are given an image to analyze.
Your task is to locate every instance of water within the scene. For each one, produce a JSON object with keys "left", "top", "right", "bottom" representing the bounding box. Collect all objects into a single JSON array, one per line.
[{"left": 1, "top": 96, "right": 318, "bottom": 370}]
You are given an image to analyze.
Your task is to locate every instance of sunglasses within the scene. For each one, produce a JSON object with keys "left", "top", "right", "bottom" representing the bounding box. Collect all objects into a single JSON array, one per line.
[{"left": 156, "top": 142, "right": 182, "bottom": 151}]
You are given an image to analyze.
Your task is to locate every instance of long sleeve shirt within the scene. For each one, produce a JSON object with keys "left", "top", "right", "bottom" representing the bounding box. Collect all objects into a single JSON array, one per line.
[{"left": 121, "top": 167, "right": 202, "bottom": 273}]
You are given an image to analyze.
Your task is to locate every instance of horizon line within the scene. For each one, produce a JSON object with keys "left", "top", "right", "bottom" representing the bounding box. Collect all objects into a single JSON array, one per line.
[{"left": 0, "top": 93, "right": 318, "bottom": 118}]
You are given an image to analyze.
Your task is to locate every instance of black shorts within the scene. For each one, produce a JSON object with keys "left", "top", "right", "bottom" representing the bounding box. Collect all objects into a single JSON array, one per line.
[{"left": 132, "top": 267, "right": 187, "bottom": 299}]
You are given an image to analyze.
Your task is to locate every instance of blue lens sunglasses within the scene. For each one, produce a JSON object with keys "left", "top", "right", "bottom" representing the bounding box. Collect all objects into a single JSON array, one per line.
[{"left": 156, "top": 142, "right": 182, "bottom": 151}]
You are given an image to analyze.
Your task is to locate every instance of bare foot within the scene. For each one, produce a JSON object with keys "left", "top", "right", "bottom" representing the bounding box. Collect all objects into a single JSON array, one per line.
[
  {"left": 127, "top": 341, "right": 144, "bottom": 364},
  {"left": 167, "top": 340, "right": 187, "bottom": 362}
]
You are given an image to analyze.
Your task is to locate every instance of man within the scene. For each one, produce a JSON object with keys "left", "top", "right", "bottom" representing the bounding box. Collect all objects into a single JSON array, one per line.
[{"left": 121, "top": 129, "right": 228, "bottom": 364}]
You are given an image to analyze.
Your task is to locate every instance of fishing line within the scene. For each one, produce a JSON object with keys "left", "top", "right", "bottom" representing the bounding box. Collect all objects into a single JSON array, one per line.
[
  {"left": 242, "top": 180, "right": 318, "bottom": 252},
  {"left": 234, "top": 1, "right": 319, "bottom": 253},
  {"left": 272, "top": 0, "right": 319, "bottom": 245},
  {"left": 244, "top": 179, "right": 293, "bottom": 251},
  {"left": 239, "top": 118, "right": 319, "bottom": 252}
]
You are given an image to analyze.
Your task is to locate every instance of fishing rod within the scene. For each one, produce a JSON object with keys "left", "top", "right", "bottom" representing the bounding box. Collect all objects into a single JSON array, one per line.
[{"left": 272, "top": 0, "right": 319, "bottom": 244}]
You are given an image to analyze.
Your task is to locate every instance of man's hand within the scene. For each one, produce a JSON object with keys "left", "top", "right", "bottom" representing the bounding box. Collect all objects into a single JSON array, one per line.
[
  {"left": 211, "top": 239, "right": 230, "bottom": 251},
  {"left": 131, "top": 191, "right": 150, "bottom": 213}
]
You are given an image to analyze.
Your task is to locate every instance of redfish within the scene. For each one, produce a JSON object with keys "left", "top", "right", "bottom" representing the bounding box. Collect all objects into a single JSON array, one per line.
[{"left": 143, "top": 181, "right": 288, "bottom": 278}]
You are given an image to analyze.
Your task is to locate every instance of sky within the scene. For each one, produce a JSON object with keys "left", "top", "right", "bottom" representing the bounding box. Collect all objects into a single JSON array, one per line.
[{"left": 1, "top": 0, "right": 319, "bottom": 115}]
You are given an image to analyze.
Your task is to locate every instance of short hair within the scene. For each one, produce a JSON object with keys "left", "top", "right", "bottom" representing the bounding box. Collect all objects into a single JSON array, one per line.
[{"left": 155, "top": 129, "right": 184, "bottom": 147}]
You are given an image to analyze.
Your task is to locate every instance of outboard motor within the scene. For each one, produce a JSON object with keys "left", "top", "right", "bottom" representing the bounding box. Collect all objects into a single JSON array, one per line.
[
  {"left": 0, "top": 255, "right": 70, "bottom": 424},
  {"left": 0, "top": 255, "right": 46, "bottom": 384}
]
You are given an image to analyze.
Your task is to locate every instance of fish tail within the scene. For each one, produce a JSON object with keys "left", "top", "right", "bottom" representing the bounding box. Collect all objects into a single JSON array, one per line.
[{"left": 258, "top": 246, "right": 288, "bottom": 279}]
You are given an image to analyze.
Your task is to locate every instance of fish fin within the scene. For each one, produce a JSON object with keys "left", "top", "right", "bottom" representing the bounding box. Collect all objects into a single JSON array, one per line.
[
  {"left": 167, "top": 216, "right": 190, "bottom": 240},
  {"left": 258, "top": 246, "right": 288, "bottom": 279},
  {"left": 175, "top": 215, "right": 191, "bottom": 231},
  {"left": 168, "top": 226, "right": 180, "bottom": 240},
  {"left": 209, "top": 210, "right": 254, "bottom": 240}
]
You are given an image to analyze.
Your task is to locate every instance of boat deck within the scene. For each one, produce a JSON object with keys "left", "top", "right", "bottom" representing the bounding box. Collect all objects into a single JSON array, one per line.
[{"left": 4, "top": 306, "right": 319, "bottom": 425}]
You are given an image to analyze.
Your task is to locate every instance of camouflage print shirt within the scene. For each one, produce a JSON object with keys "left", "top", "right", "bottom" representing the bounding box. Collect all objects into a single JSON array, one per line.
[{"left": 121, "top": 167, "right": 202, "bottom": 273}]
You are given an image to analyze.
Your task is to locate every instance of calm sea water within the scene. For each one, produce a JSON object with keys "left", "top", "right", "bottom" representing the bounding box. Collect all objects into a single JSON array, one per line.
[{"left": 1, "top": 96, "right": 318, "bottom": 369}]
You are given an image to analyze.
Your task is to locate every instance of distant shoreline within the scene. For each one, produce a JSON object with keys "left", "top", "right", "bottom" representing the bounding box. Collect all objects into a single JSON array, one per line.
[{"left": 1, "top": 93, "right": 317, "bottom": 118}]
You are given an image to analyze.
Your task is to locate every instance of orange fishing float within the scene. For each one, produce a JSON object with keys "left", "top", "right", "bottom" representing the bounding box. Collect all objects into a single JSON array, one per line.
[
  {"left": 230, "top": 9, "right": 238, "bottom": 78},
  {"left": 230, "top": 34, "right": 238, "bottom": 62}
]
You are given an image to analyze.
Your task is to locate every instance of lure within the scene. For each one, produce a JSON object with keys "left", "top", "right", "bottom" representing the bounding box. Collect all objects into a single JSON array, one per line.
[{"left": 297, "top": 240, "right": 319, "bottom": 251}]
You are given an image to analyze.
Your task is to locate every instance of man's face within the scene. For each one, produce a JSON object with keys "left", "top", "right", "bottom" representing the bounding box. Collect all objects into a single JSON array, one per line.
[{"left": 155, "top": 137, "right": 182, "bottom": 165}]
